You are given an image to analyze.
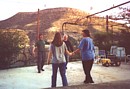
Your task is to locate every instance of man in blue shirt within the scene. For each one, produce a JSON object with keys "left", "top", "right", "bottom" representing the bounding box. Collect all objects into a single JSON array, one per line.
[{"left": 73, "top": 29, "right": 95, "bottom": 84}]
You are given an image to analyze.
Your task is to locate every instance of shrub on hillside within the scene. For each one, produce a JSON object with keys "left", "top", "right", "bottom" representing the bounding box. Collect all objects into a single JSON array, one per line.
[{"left": 0, "top": 29, "right": 29, "bottom": 69}]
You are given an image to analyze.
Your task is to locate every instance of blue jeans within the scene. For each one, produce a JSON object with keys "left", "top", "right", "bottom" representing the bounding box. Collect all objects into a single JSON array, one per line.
[{"left": 51, "top": 63, "right": 68, "bottom": 87}]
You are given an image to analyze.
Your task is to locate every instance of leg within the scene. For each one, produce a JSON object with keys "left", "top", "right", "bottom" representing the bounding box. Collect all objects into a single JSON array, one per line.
[
  {"left": 41, "top": 51, "right": 45, "bottom": 70},
  {"left": 51, "top": 63, "right": 58, "bottom": 87},
  {"left": 82, "top": 61, "right": 87, "bottom": 82},
  {"left": 87, "top": 60, "right": 94, "bottom": 83},
  {"left": 65, "top": 54, "right": 68, "bottom": 69},
  {"left": 65, "top": 54, "right": 69, "bottom": 69},
  {"left": 59, "top": 63, "right": 68, "bottom": 86},
  {"left": 82, "top": 60, "right": 94, "bottom": 83},
  {"left": 37, "top": 52, "right": 42, "bottom": 73}
]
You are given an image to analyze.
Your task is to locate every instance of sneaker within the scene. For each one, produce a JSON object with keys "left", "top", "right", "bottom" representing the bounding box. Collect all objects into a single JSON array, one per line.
[
  {"left": 41, "top": 69, "right": 44, "bottom": 71},
  {"left": 84, "top": 80, "right": 94, "bottom": 84},
  {"left": 84, "top": 80, "right": 89, "bottom": 84},
  {"left": 89, "top": 81, "right": 94, "bottom": 83},
  {"left": 38, "top": 71, "right": 41, "bottom": 73}
]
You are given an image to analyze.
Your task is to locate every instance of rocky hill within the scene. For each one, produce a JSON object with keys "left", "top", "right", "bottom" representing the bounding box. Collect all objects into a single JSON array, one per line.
[
  {"left": 0, "top": 7, "right": 88, "bottom": 32},
  {"left": 0, "top": 7, "right": 126, "bottom": 42}
]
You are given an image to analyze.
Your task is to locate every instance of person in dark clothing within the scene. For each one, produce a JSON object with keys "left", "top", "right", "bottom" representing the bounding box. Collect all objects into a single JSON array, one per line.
[
  {"left": 33, "top": 34, "right": 46, "bottom": 73},
  {"left": 73, "top": 29, "right": 95, "bottom": 84},
  {"left": 63, "top": 34, "right": 74, "bottom": 69}
]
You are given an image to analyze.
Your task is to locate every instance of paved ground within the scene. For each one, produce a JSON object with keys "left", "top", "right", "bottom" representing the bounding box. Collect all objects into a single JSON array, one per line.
[
  {"left": 0, "top": 61, "right": 130, "bottom": 89},
  {"left": 45, "top": 80, "right": 130, "bottom": 89}
]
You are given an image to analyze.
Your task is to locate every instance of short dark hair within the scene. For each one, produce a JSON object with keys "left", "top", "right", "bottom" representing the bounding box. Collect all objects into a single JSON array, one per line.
[
  {"left": 39, "top": 34, "right": 43, "bottom": 36},
  {"left": 82, "top": 29, "right": 90, "bottom": 37}
]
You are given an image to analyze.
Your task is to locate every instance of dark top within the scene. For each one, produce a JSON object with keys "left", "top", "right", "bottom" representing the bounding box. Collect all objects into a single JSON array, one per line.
[
  {"left": 64, "top": 40, "right": 73, "bottom": 52},
  {"left": 35, "top": 40, "right": 45, "bottom": 52}
]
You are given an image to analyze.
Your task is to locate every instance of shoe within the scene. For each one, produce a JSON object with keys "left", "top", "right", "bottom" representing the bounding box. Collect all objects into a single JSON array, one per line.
[
  {"left": 84, "top": 80, "right": 89, "bottom": 84},
  {"left": 41, "top": 69, "right": 44, "bottom": 71},
  {"left": 84, "top": 80, "right": 94, "bottom": 84},
  {"left": 89, "top": 81, "right": 94, "bottom": 83},
  {"left": 38, "top": 71, "right": 41, "bottom": 73}
]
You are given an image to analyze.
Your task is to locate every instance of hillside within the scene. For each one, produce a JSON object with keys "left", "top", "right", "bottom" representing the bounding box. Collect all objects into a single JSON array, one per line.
[
  {"left": 0, "top": 7, "right": 88, "bottom": 32},
  {"left": 0, "top": 7, "right": 127, "bottom": 42}
]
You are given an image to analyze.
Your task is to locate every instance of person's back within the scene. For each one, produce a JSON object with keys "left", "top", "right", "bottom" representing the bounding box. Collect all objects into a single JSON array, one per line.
[
  {"left": 73, "top": 29, "right": 94, "bottom": 84},
  {"left": 80, "top": 37, "right": 95, "bottom": 60},
  {"left": 51, "top": 42, "right": 66, "bottom": 63},
  {"left": 47, "top": 32, "right": 72, "bottom": 87}
]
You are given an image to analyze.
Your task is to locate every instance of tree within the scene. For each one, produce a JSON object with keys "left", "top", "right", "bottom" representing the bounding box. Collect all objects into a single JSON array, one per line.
[
  {"left": 109, "top": 7, "right": 130, "bottom": 25},
  {"left": 0, "top": 29, "right": 29, "bottom": 69},
  {"left": 108, "top": 6, "right": 130, "bottom": 55},
  {"left": 93, "top": 32, "right": 117, "bottom": 52},
  {"left": 118, "top": 29, "right": 130, "bottom": 55},
  {"left": 118, "top": 7, "right": 130, "bottom": 24},
  {"left": 115, "top": 7, "right": 130, "bottom": 54}
]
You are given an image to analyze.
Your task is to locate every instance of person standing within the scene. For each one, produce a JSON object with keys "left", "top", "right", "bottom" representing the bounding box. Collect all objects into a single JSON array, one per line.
[
  {"left": 33, "top": 34, "right": 46, "bottom": 73},
  {"left": 63, "top": 34, "right": 73, "bottom": 69},
  {"left": 47, "top": 32, "right": 72, "bottom": 88},
  {"left": 73, "top": 29, "right": 95, "bottom": 84}
]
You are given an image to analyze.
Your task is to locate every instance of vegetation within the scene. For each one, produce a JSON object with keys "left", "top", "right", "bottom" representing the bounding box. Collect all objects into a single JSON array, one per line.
[
  {"left": 0, "top": 29, "right": 29, "bottom": 69},
  {"left": 118, "top": 29, "right": 130, "bottom": 54},
  {"left": 0, "top": 7, "right": 130, "bottom": 68},
  {"left": 93, "top": 27, "right": 130, "bottom": 55}
]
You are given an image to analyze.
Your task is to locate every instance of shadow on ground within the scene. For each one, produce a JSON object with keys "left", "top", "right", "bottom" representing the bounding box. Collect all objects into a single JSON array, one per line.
[{"left": 44, "top": 80, "right": 130, "bottom": 89}]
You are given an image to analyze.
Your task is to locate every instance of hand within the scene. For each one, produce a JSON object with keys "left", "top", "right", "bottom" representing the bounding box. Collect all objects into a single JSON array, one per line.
[
  {"left": 72, "top": 52, "right": 75, "bottom": 56},
  {"left": 69, "top": 52, "right": 73, "bottom": 56}
]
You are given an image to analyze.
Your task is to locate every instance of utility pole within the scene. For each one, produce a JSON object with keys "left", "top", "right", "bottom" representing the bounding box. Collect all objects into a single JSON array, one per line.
[
  {"left": 106, "top": 15, "right": 109, "bottom": 33},
  {"left": 37, "top": 9, "right": 40, "bottom": 40}
]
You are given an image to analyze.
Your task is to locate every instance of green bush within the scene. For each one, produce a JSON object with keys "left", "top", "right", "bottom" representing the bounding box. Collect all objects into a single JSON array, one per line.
[{"left": 0, "top": 29, "right": 29, "bottom": 69}]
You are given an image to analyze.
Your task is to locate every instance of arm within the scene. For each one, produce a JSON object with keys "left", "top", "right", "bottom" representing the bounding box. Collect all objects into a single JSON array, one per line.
[
  {"left": 68, "top": 40, "right": 74, "bottom": 52},
  {"left": 73, "top": 48, "right": 80, "bottom": 55},
  {"left": 73, "top": 38, "right": 84, "bottom": 55},
  {"left": 47, "top": 44, "right": 52, "bottom": 64},
  {"left": 47, "top": 50, "right": 52, "bottom": 64},
  {"left": 32, "top": 46, "right": 36, "bottom": 57},
  {"left": 64, "top": 42, "right": 72, "bottom": 56},
  {"left": 32, "top": 42, "right": 37, "bottom": 56},
  {"left": 66, "top": 50, "right": 72, "bottom": 56}
]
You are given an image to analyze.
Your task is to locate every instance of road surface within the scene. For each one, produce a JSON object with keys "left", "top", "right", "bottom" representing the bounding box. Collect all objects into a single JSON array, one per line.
[{"left": 0, "top": 61, "right": 130, "bottom": 89}]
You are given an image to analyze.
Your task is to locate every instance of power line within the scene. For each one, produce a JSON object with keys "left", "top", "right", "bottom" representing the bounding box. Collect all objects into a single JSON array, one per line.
[
  {"left": 78, "top": 1, "right": 130, "bottom": 21},
  {"left": 62, "top": 1, "right": 130, "bottom": 31}
]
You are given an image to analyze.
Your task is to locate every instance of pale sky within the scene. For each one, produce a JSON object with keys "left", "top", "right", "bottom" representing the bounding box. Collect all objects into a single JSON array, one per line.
[{"left": 0, "top": 0, "right": 129, "bottom": 20}]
